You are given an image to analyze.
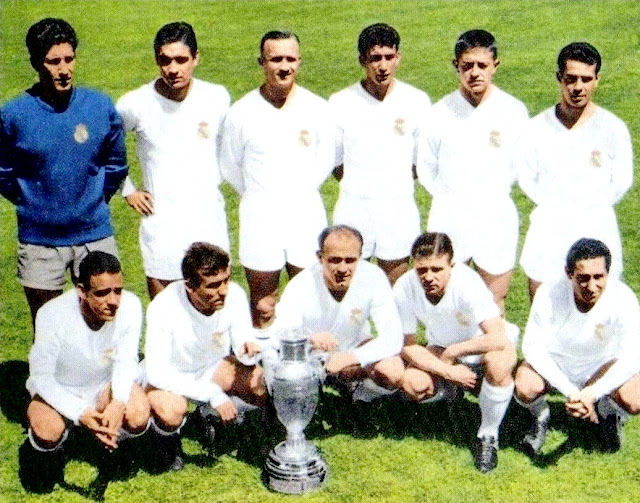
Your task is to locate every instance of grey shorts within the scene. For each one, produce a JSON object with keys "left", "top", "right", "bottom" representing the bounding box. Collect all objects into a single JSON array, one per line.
[{"left": 17, "top": 236, "right": 119, "bottom": 290}]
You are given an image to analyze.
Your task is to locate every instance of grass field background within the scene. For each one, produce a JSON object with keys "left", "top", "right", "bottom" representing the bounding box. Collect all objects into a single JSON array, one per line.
[{"left": 2, "top": 1, "right": 640, "bottom": 502}]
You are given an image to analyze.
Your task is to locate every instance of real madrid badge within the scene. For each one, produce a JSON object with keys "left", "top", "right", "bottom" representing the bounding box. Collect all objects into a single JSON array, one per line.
[
  {"left": 74, "top": 124, "right": 89, "bottom": 144},
  {"left": 590, "top": 150, "right": 602, "bottom": 168},
  {"left": 100, "top": 348, "right": 114, "bottom": 366},
  {"left": 350, "top": 308, "right": 363, "bottom": 326},
  {"left": 393, "top": 118, "right": 406, "bottom": 136},
  {"left": 488, "top": 130, "right": 501, "bottom": 148},
  {"left": 212, "top": 331, "right": 224, "bottom": 348},
  {"left": 455, "top": 311, "right": 470, "bottom": 327},
  {"left": 197, "top": 121, "right": 210, "bottom": 139},
  {"left": 594, "top": 323, "right": 606, "bottom": 340},
  {"left": 299, "top": 129, "right": 311, "bottom": 147}
]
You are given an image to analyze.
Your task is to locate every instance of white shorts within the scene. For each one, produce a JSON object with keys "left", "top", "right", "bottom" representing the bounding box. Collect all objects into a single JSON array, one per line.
[
  {"left": 140, "top": 192, "right": 230, "bottom": 281},
  {"left": 239, "top": 192, "right": 327, "bottom": 271},
  {"left": 332, "top": 191, "right": 420, "bottom": 261},
  {"left": 427, "top": 194, "right": 518, "bottom": 275},
  {"left": 520, "top": 205, "right": 622, "bottom": 282}
]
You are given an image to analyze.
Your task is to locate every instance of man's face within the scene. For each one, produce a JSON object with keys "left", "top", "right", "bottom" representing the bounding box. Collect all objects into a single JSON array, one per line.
[
  {"left": 568, "top": 256, "right": 608, "bottom": 312},
  {"left": 156, "top": 41, "right": 199, "bottom": 91},
  {"left": 319, "top": 232, "right": 361, "bottom": 295},
  {"left": 39, "top": 42, "right": 76, "bottom": 95},
  {"left": 260, "top": 37, "right": 300, "bottom": 91},
  {"left": 78, "top": 271, "right": 123, "bottom": 326},
  {"left": 186, "top": 266, "right": 231, "bottom": 316},
  {"left": 360, "top": 45, "right": 400, "bottom": 89},
  {"left": 558, "top": 59, "right": 599, "bottom": 110},
  {"left": 414, "top": 253, "right": 453, "bottom": 304},
  {"left": 455, "top": 47, "right": 498, "bottom": 101}
]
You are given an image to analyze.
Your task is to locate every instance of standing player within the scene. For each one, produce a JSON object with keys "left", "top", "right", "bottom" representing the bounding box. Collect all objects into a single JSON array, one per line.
[
  {"left": 144, "top": 242, "right": 266, "bottom": 471},
  {"left": 0, "top": 18, "right": 128, "bottom": 328},
  {"left": 275, "top": 225, "right": 405, "bottom": 399},
  {"left": 515, "top": 238, "right": 640, "bottom": 456},
  {"left": 329, "top": 23, "right": 431, "bottom": 285},
  {"left": 220, "top": 31, "right": 335, "bottom": 328},
  {"left": 394, "top": 232, "right": 517, "bottom": 472},
  {"left": 117, "top": 22, "right": 231, "bottom": 299},
  {"left": 22, "top": 252, "right": 148, "bottom": 492},
  {"left": 417, "top": 30, "right": 528, "bottom": 311},
  {"left": 517, "top": 42, "right": 632, "bottom": 301}
]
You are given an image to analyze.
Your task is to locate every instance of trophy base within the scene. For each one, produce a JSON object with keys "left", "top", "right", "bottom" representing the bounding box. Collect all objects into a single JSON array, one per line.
[{"left": 265, "top": 440, "right": 328, "bottom": 494}]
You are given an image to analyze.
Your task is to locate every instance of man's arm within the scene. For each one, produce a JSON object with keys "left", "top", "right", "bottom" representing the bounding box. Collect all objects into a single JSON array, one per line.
[
  {"left": 440, "top": 316, "right": 508, "bottom": 364},
  {"left": 219, "top": 113, "right": 245, "bottom": 195},
  {"left": 608, "top": 121, "right": 633, "bottom": 205},
  {"left": 0, "top": 113, "right": 20, "bottom": 204},
  {"left": 98, "top": 105, "right": 128, "bottom": 202}
]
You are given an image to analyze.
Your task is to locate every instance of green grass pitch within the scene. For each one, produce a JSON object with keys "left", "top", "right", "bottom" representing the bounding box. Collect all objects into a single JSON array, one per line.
[{"left": 2, "top": 1, "right": 640, "bottom": 502}]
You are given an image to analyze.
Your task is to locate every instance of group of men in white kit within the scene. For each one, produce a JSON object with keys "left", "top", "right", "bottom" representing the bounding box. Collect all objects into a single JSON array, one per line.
[{"left": 11, "top": 16, "right": 639, "bottom": 492}]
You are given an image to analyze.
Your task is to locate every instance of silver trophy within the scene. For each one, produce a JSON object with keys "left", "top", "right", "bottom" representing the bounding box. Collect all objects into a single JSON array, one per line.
[{"left": 263, "top": 329, "right": 328, "bottom": 493}]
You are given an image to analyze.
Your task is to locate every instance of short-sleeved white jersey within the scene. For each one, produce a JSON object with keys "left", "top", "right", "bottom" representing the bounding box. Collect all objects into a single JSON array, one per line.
[
  {"left": 27, "top": 289, "right": 143, "bottom": 424},
  {"left": 393, "top": 263, "right": 500, "bottom": 347},
  {"left": 329, "top": 80, "right": 431, "bottom": 199},
  {"left": 522, "top": 277, "right": 640, "bottom": 399},
  {"left": 276, "top": 260, "right": 403, "bottom": 367}
]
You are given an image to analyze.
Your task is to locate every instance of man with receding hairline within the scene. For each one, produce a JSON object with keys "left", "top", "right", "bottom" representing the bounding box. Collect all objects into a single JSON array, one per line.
[{"left": 220, "top": 30, "right": 335, "bottom": 331}]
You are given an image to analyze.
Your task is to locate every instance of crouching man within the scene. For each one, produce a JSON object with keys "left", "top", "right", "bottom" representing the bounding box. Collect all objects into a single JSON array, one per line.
[
  {"left": 144, "top": 242, "right": 267, "bottom": 471},
  {"left": 393, "top": 232, "right": 517, "bottom": 472},
  {"left": 515, "top": 238, "right": 640, "bottom": 456},
  {"left": 275, "top": 225, "right": 405, "bottom": 402},
  {"left": 23, "top": 252, "right": 149, "bottom": 492}
]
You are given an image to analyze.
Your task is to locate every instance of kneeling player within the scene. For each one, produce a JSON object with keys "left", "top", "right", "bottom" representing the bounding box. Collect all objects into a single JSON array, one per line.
[
  {"left": 144, "top": 242, "right": 266, "bottom": 471},
  {"left": 24, "top": 252, "right": 149, "bottom": 492},
  {"left": 515, "top": 238, "right": 640, "bottom": 455},
  {"left": 393, "top": 232, "right": 517, "bottom": 472}
]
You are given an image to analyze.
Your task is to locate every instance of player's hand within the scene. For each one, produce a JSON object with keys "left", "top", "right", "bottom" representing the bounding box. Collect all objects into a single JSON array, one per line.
[
  {"left": 440, "top": 347, "right": 458, "bottom": 366},
  {"left": 566, "top": 388, "right": 598, "bottom": 423},
  {"left": 79, "top": 408, "right": 119, "bottom": 450},
  {"left": 446, "top": 364, "right": 477, "bottom": 389},
  {"left": 102, "top": 399, "right": 126, "bottom": 437},
  {"left": 240, "top": 341, "right": 261, "bottom": 358},
  {"left": 325, "top": 352, "right": 358, "bottom": 375},
  {"left": 215, "top": 400, "right": 238, "bottom": 424},
  {"left": 310, "top": 331, "right": 338, "bottom": 352},
  {"left": 125, "top": 190, "right": 154, "bottom": 216}
]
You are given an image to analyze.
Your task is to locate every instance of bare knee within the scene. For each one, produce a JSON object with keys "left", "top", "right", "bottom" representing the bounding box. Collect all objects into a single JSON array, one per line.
[
  {"left": 371, "top": 357, "right": 405, "bottom": 388},
  {"left": 615, "top": 376, "right": 640, "bottom": 414},
  {"left": 483, "top": 348, "right": 516, "bottom": 387},
  {"left": 401, "top": 369, "right": 435, "bottom": 401},
  {"left": 514, "top": 362, "right": 546, "bottom": 403},
  {"left": 148, "top": 391, "right": 188, "bottom": 429},
  {"left": 27, "top": 399, "right": 67, "bottom": 444},
  {"left": 124, "top": 388, "right": 151, "bottom": 432}
]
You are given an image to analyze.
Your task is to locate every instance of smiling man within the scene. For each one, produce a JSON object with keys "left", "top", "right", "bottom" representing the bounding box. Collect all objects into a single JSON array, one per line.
[
  {"left": 517, "top": 42, "right": 632, "bottom": 301},
  {"left": 417, "top": 30, "right": 528, "bottom": 312},
  {"left": 275, "top": 225, "right": 405, "bottom": 398},
  {"left": 143, "top": 242, "right": 266, "bottom": 471},
  {"left": 116, "top": 22, "right": 231, "bottom": 299},
  {"left": 22, "top": 252, "right": 148, "bottom": 493},
  {"left": 393, "top": 232, "right": 517, "bottom": 472},
  {"left": 329, "top": 23, "right": 431, "bottom": 285},
  {"left": 0, "top": 18, "right": 128, "bottom": 331},
  {"left": 220, "top": 31, "right": 335, "bottom": 330},
  {"left": 515, "top": 238, "right": 640, "bottom": 456}
]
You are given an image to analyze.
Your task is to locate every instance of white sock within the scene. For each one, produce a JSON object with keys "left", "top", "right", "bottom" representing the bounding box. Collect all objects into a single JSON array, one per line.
[{"left": 477, "top": 378, "right": 514, "bottom": 442}]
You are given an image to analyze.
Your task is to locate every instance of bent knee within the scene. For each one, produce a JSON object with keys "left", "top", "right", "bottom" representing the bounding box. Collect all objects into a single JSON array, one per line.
[
  {"left": 149, "top": 393, "right": 188, "bottom": 428},
  {"left": 27, "top": 402, "right": 67, "bottom": 443}
]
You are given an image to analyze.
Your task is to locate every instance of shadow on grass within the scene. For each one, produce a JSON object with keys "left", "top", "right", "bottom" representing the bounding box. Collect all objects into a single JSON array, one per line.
[{"left": 0, "top": 360, "right": 30, "bottom": 427}]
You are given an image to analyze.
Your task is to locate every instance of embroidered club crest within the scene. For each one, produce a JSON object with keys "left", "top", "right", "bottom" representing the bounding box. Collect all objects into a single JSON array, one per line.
[
  {"left": 100, "top": 348, "right": 114, "bottom": 366},
  {"left": 488, "top": 130, "right": 501, "bottom": 148},
  {"left": 393, "top": 118, "right": 406, "bottom": 136},
  {"left": 594, "top": 323, "right": 606, "bottom": 340},
  {"left": 74, "top": 124, "right": 89, "bottom": 144},
  {"left": 455, "top": 311, "right": 470, "bottom": 327},
  {"left": 590, "top": 150, "right": 602, "bottom": 168},
  {"left": 350, "top": 308, "right": 364, "bottom": 326},
  {"left": 299, "top": 129, "right": 311, "bottom": 147},
  {"left": 212, "top": 331, "right": 225, "bottom": 348},
  {"left": 197, "top": 121, "right": 210, "bottom": 139}
]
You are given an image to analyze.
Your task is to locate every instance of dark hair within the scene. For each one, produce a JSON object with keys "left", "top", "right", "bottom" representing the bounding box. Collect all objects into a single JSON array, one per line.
[
  {"left": 358, "top": 23, "right": 400, "bottom": 57},
  {"left": 565, "top": 238, "right": 611, "bottom": 275},
  {"left": 318, "top": 225, "right": 364, "bottom": 254},
  {"left": 259, "top": 30, "right": 299, "bottom": 54},
  {"left": 454, "top": 29, "right": 497, "bottom": 60},
  {"left": 26, "top": 18, "right": 78, "bottom": 69},
  {"left": 154, "top": 22, "right": 197, "bottom": 58},
  {"left": 78, "top": 251, "right": 121, "bottom": 289},
  {"left": 411, "top": 232, "right": 454, "bottom": 261},
  {"left": 557, "top": 42, "right": 601, "bottom": 76},
  {"left": 182, "top": 242, "right": 230, "bottom": 288}
]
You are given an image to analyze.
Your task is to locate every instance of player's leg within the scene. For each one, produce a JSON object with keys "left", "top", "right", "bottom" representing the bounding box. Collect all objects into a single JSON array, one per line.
[
  {"left": 514, "top": 361, "right": 551, "bottom": 455},
  {"left": 244, "top": 267, "right": 281, "bottom": 328},
  {"left": 400, "top": 366, "right": 437, "bottom": 402},
  {"left": 476, "top": 268, "right": 513, "bottom": 315},
  {"left": 122, "top": 384, "right": 151, "bottom": 435},
  {"left": 528, "top": 278, "right": 542, "bottom": 303},
  {"left": 146, "top": 387, "right": 188, "bottom": 471},
  {"left": 377, "top": 257, "right": 410, "bottom": 286},
  {"left": 212, "top": 355, "right": 268, "bottom": 408},
  {"left": 475, "top": 343, "right": 516, "bottom": 472},
  {"left": 146, "top": 277, "right": 174, "bottom": 300},
  {"left": 27, "top": 396, "right": 68, "bottom": 449},
  {"left": 370, "top": 355, "right": 405, "bottom": 390}
]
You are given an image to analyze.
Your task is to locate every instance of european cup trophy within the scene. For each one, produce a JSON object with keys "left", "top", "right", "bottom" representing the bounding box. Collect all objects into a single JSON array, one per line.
[{"left": 263, "top": 329, "right": 328, "bottom": 493}]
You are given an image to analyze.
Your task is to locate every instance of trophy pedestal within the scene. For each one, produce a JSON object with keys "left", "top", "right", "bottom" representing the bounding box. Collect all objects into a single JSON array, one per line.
[{"left": 265, "top": 440, "right": 328, "bottom": 494}]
